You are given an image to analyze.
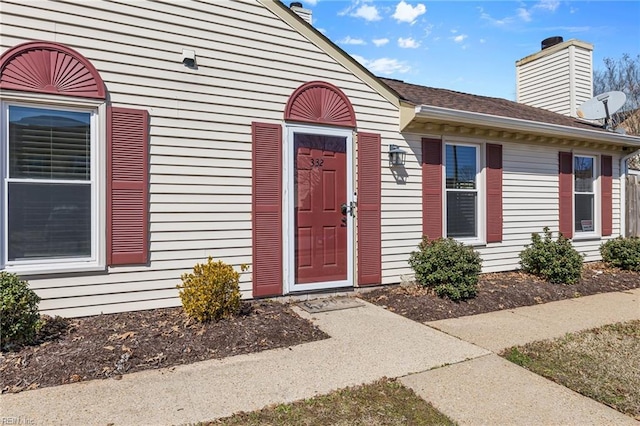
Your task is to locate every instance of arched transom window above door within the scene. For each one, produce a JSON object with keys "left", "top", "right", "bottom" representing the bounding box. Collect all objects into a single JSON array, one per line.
[{"left": 284, "top": 81, "right": 356, "bottom": 128}]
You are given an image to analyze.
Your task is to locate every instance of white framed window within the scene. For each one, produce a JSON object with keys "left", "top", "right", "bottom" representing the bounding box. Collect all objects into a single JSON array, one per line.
[
  {"left": 445, "top": 142, "right": 483, "bottom": 242},
  {"left": 574, "top": 154, "right": 597, "bottom": 235},
  {"left": 1, "top": 100, "right": 102, "bottom": 273}
]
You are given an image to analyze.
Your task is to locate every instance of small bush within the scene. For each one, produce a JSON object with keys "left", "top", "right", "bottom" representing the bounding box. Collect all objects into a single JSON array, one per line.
[
  {"left": 519, "top": 227, "right": 584, "bottom": 284},
  {"left": 408, "top": 237, "right": 482, "bottom": 301},
  {"left": 600, "top": 237, "right": 640, "bottom": 271},
  {"left": 177, "top": 257, "right": 247, "bottom": 322},
  {"left": 1, "top": 272, "right": 41, "bottom": 350}
]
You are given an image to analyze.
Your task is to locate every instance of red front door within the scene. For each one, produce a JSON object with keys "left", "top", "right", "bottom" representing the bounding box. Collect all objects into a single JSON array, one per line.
[{"left": 294, "top": 133, "right": 348, "bottom": 284}]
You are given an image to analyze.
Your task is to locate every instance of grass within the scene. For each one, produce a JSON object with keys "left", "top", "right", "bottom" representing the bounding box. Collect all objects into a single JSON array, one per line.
[
  {"left": 502, "top": 320, "right": 640, "bottom": 419},
  {"left": 205, "top": 378, "right": 456, "bottom": 425}
]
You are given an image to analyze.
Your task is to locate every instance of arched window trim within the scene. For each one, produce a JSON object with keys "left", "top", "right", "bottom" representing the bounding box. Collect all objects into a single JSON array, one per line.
[
  {"left": 284, "top": 81, "right": 356, "bottom": 128},
  {"left": 0, "top": 41, "right": 106, "bottom": 99}
]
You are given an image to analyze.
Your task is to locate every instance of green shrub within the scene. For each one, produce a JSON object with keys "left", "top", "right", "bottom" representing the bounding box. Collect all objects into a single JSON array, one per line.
[
  {"left": 1, "top": 272, "right": 41, "bottom": 350},
  {"left": 177, "top": 257, "right": 247, "bottom": 322},
  {"left": 600, "top": 237, "right": 640, "bottom": 271},
  {"left": 519, "top": 227, "right": 584, "bottom": 284},
  {"left": 408, "top": 237, "right": 482, "bottom": 301}
]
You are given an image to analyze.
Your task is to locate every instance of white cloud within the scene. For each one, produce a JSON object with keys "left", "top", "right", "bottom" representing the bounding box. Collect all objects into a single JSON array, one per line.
[
  {"left": 545, "top": 25, "right": 590, "bottom": 33},
  {"left": 453, "top": 34, "right": 467, "bottom": 43},
  {"left": 480, "top": 38, "right": 486, "bottom": 44},
  {"left": 339, "top": 36, "right": 366, "bottom": 45},
  {"left": 352, "top": 55, "right": 411, "bottom": 75},
  {"left": 423, "top": 23, "right": 433, "bottom": 37},
  {"left": 398, "top": 37, "right": 420, "bottom": 48},
  {"left": 352, "top": 4, "right": 382, "bottom": 21},
  {"left": 536, "top": 0, "right": 560, "bottom": 12},
  {"left": 494, "top": 0, "right": 560, "bottom": 25},
  {"left": 392, "top": 1, "right": 426, "bottom": 24},
  {"left": 478, "top": 6, "right": 514, "bottom": 26},
  {"left": 373, "top": 38, "right": 390, "bottom": 47},
  {"left": 517, "top": 7, "right": 532, "bottom": 22},
  {"left": 304, "top": 0, "right": 318, "bottom": 5}
]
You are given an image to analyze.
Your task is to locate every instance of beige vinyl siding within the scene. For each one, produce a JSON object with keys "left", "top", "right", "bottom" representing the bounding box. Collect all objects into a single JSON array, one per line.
[
  {"left": 481, "top": 142, "right": 621, "bottom": 272},
  {"left": 380, "top": 133, "right": 424, "bottom": 283},
  {"left": 516, "top": 41, "right": 593, "bottom": 117},
  {"left": 1, "top": 2, "right": 625, "bottom": 317},
  {"left": 573, "top": 47, "right": 593, "bottom": 108},
  {"left": 391, "top": 135, "right": 623, "bottom": 275},
  {"left": 1, "top": 0, "right": 403, "bottom": 316},
  {"left": 518, "top": 48, "right": 573, "bottom": 116}
]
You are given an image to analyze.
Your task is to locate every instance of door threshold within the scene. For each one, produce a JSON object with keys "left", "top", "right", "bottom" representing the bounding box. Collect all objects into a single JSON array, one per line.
[
  {"left": 297, "top": 297, "right": 364, "bottom": 313},
  {"left": 283, "top": 286, "right": 355, "bottom": 302}
]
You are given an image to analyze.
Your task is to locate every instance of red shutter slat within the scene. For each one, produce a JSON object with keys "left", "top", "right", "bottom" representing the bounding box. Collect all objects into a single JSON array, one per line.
[
  {"left": 601, "top": 155, "right": 613, "bottom": 236},
  {"left": 486, "top": 143, "right": 503, "bottom": 243},
  {"left": 252, "top": 122, "right": 283, "bottom": 297},
  {"left": 107, "top": 106, "right": 149, "bottom": 265},
  {"left": 422, "top": 138, "right": 443, "bottom": 240},
  {"left": 357, "top": 132, "right": 382, "bottom": 286},
  {"left": 559, "top": 151, "right": 573, "bottom": 239}
]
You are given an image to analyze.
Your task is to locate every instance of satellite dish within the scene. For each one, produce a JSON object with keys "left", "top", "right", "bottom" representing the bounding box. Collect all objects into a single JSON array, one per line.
[{"left": 577, "top": 91, "right": 627, "bottom": 121}]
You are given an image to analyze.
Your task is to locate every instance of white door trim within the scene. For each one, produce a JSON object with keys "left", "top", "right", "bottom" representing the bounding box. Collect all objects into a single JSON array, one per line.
[{"left": 283, "top": 124, "right": 354, "bottom": 294}]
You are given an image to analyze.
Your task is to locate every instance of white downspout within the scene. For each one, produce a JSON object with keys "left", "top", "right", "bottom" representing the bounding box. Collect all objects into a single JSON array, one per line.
[{"left": 620, "top": 149, "right": 640, "bottom": 237}]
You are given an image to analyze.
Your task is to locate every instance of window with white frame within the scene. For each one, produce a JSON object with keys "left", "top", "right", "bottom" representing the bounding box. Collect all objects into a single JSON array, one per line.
[
  {"left": 574, "top": 155, "right": 595, "bottom": 233},
  {"left": 3, "top": 103, "right": 96, "bottom": 266},
  {"left": 445, "top": 143, "right": 480, "bottom": 239}
]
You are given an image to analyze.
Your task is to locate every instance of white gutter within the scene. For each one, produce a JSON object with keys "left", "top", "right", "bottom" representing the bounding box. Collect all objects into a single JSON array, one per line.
[
  {"left": 619, "top": 149, "right": 640, "bottom": 237},
  {"left": 414, "top": 105, "right": 640, "bottom": 147}
]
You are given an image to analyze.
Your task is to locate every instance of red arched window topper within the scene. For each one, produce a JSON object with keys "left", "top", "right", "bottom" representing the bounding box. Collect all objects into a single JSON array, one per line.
[
  {"left": 0, "top": 41, "right": 106, "bottom": 99},
  {"left": 284, "top": 81, "right": 356, "bottom": 127}
]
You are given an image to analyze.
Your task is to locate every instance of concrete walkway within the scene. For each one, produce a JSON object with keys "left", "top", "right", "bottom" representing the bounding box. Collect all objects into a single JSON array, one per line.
[
  {"left": 427, "top": 287, "right": 640, "bottom": 352},
  {"left": 1, "top": 289, "right": 638, "bottom": 425},
  {"left": 400, "top": 287, "right": 640, "bottom": 425}
]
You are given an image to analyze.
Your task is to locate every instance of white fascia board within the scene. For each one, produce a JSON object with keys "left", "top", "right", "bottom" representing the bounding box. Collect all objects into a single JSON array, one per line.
[{"left": 415, "top": 104, "right": 640, "bottom": 147}]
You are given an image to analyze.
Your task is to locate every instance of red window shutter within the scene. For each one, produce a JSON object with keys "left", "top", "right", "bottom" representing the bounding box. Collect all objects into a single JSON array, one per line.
[
  {"left": 107, "top": 106, "right": 149, "bottom": 266},
  {"left": 252, "top": 122, "right": 283, "bottom": 297},
  {"left": 357, "top": 132, "right": 382, "bottom": 286},
  {"left": 486, "top": 144, "right": 503, "bottom": 243},
  {"left": 558, "top": 151, "right": 573, "bottom": 239},
  {"left": 601, "top": 155, "right": 613, "bottom": 236},
  {"left": 422, "top": 138, "right": 443, "bottom": 240}
]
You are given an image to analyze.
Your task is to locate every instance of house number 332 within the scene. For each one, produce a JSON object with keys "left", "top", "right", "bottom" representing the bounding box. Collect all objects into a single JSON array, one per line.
[{"left": 310, "top": 158, "right": 324, "bottom": 168}]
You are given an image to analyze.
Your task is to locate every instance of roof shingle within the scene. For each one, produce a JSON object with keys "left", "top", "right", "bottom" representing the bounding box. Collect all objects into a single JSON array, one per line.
[{"left": 380, "top": 77, "right": 607, "bottom": 132}]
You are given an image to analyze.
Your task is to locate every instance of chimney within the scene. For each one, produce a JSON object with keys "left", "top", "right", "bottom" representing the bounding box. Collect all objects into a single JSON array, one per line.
[
  {"left": 516, "top": 38, "right": 593, "bottom": 117},
  {"left": 289, "top": 2, "right": 312, "bottom": 25}
]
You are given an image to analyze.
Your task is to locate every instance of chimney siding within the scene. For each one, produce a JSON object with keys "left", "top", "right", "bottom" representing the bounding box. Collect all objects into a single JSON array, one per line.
[
  {"left": 516, "top": 39, "right": 593, "bottom": 118},
  {"left": 290, "top": 4, "right": 312, "bottom": 25}
]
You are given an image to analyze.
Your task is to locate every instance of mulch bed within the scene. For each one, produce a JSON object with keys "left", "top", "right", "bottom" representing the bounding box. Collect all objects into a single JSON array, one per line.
[
  {"left": 2, "top": 263, "right": 638, "bottom": 395},
  {"left": 360, "top": 262, "right": 640, "bottom": 323},
  {"left": 0, "top": 301, "right": 327, "bottom": 394}
]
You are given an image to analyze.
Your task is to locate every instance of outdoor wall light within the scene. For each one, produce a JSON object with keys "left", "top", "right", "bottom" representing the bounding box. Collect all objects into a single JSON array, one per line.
[
  {"left": 182, "top": 49, "right": 197, "bottom": 68},
  {"left": 388, "top": 144, "right": 406, "bottom": 166}
]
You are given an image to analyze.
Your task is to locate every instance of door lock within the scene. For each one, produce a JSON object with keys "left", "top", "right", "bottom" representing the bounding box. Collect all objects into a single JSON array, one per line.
[{"left": 341, "top": 201, "right": 356, "bottom": 217}]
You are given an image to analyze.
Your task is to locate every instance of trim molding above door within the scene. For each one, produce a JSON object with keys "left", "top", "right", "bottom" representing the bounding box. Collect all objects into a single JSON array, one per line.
[{"left": 284, "top": 81, "right": 356, "bottom": 128}]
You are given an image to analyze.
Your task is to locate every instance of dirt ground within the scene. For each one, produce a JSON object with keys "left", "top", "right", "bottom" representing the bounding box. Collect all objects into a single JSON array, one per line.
[
  {"left": 1, "top": 262, "right": 638, "bottom": 394},
  {"left": 0, "top": 301, "right": 327, "bottom": 394},
  {"left": 360, "top": 262, "right": 640, "bottom": 322}
]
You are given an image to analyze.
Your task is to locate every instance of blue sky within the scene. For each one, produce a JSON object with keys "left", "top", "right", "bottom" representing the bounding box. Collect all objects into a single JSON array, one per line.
[{"left": 299, "top": 0, "right": 640, "bottom": 101}]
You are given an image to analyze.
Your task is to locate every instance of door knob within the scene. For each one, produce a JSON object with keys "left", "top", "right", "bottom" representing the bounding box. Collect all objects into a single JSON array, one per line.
[{"left": 341, "top": 202, "right": 356, "bottom": 217}]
